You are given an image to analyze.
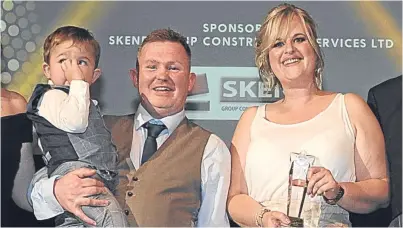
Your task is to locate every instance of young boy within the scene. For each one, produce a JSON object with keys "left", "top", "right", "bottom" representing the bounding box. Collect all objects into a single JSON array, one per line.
[{"left": 26, "top": 26, "right": 129, "bottom": 227}]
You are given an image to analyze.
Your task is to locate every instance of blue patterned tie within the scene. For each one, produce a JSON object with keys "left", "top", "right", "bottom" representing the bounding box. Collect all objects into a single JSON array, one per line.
[{"left": 141, "top": 120, "right": 166, "bottom": 165}]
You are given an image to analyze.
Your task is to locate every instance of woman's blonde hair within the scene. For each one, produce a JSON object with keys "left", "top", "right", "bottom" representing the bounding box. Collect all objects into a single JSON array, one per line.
[{"left": 255, "top": 3, "right": 324, "bottom": 89}]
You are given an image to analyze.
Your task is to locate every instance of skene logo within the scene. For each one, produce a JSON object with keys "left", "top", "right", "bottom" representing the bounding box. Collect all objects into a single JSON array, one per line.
[{"left": 220, "top": 77, "right": 283, "bottom": 103}]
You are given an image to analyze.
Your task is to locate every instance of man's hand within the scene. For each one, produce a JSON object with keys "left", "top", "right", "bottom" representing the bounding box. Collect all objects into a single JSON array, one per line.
[
  {"left": 54, "top": 168, "right": 109, "bottom": 225},
  {"left": 61, "top": 59, "right": 85, "bottom": 82}
]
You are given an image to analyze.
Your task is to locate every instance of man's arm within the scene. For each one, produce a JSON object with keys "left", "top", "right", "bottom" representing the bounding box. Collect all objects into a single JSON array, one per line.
[
  {"left": 367, "top": 88, "right": 381, "bottom": 124},
  {"left": 38, "top": 80, "right": 90, "bottom": 133},
  {"left": 8, "top": 93, "right": 35, "bottom": 212},
  {"left": 197, "top": 134, "right": 231, "bottom": 227},
  {"left": 29, "top": 167, "right": 109, "bottom": 225},
  {"left": 12, "top": 142, "right": 35, "bottom": 212},
  {"left": 29, "top": 167, "right": 64, "bottom": 219}
]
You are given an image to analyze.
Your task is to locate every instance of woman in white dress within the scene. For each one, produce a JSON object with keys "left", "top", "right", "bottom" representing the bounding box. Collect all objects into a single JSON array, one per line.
[{"left": 227, "top": 3, "right": 389, "bottom": 227}]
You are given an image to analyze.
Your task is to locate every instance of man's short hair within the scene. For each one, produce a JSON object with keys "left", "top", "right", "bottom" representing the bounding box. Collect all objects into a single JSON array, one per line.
[{"left": 136, "top": 28, "right": 191, "bottom": 72}]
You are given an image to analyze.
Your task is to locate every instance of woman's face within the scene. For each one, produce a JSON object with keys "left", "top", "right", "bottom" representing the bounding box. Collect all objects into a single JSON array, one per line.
[{"left": 268, "top": 17, "right": 317, "bottom": 87}]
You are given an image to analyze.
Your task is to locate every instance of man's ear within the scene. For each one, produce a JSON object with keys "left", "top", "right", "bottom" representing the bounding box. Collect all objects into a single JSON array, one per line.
[
  {"left": 129, "top": 68, "right": 139, "bottom": 88},
  {"left": 188, "top": 72, "right": 196, "bottom": 92},
  {"left": 42, "top": 63, "right": 51, "bottom": 79},
  {"left": 91, "top": 68, "right": 102, "bottom": 84}
]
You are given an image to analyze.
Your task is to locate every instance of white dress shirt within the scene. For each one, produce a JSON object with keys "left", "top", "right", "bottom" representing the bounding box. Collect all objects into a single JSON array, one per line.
[
  {"left": 37, "top": 80, "right": 91, "bottom": 133},
  {"left": 30, "top": 103, "right": 231, "bottom": 226}
]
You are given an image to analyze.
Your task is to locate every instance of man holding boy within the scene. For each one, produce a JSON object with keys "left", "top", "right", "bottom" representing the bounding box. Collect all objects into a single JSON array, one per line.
[{"left": 29, "top": 28, "right": 231, "bottom": 227}]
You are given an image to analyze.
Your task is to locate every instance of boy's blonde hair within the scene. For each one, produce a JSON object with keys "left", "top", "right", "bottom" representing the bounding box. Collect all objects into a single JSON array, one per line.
[{"left": 43, "top": 25, "right": 101, "bottom": 68}]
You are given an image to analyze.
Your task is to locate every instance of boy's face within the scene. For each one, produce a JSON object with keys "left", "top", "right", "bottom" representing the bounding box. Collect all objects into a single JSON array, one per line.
[{"left": 42, "top": 40, "right": 101, "bottom": 86}]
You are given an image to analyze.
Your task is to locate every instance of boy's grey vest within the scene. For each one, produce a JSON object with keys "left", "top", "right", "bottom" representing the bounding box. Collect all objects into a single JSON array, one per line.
[
  {"left": 26, "top": 84, "right": 118, "bottom": 176},
  {"left": 103, "top": 115, "right": 211, "bottom": 227}
]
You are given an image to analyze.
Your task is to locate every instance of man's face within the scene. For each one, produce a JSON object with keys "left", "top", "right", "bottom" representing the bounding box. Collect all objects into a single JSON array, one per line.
[{"left": 131, "top": 41, "right": 195, "bottom": 117}]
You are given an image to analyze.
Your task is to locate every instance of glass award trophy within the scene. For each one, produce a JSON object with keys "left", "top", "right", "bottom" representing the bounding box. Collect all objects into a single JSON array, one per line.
[{"left": 287, "top": 152, "right": 315, "bottom": 227}]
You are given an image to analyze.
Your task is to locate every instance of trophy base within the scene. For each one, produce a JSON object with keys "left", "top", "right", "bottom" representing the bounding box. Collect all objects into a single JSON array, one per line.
[{"left": 289, "top": 216, "right": 304, "bottom": 227}]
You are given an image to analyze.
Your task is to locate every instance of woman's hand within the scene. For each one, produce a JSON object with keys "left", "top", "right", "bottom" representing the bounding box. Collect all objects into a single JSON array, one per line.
[
  {"left": 262, "top": 211, "right": 291, "bottom": 227},
  {"left": 307, "top": 166, "right": 340, "bottom": 199}
]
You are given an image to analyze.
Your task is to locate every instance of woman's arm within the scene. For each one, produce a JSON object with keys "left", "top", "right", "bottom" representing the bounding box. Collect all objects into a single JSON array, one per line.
[
  {"left": 338, "top": 93, "right": 389, "bottom": 213},
  {"left": 227, "top": 106, "right": 290, "bottom": 227}
]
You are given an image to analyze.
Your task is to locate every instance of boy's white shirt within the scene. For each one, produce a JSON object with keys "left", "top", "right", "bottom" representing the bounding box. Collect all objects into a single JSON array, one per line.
[{"left": 37, "top": 80, "right": 90, "bottom": 133}]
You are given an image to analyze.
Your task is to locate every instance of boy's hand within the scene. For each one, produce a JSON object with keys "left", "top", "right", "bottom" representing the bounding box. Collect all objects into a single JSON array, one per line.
[
  {"left": 54, "top": 168, "right": 109, "bottom": 226},
  {"left": 61, "top": 59, "right": 85, "bottom": 82}
]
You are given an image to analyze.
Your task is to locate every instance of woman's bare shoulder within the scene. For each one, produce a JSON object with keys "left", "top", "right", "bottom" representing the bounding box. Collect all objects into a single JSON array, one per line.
[{"left": 7, "top": 90, "right": 27, "bottom": 112}]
